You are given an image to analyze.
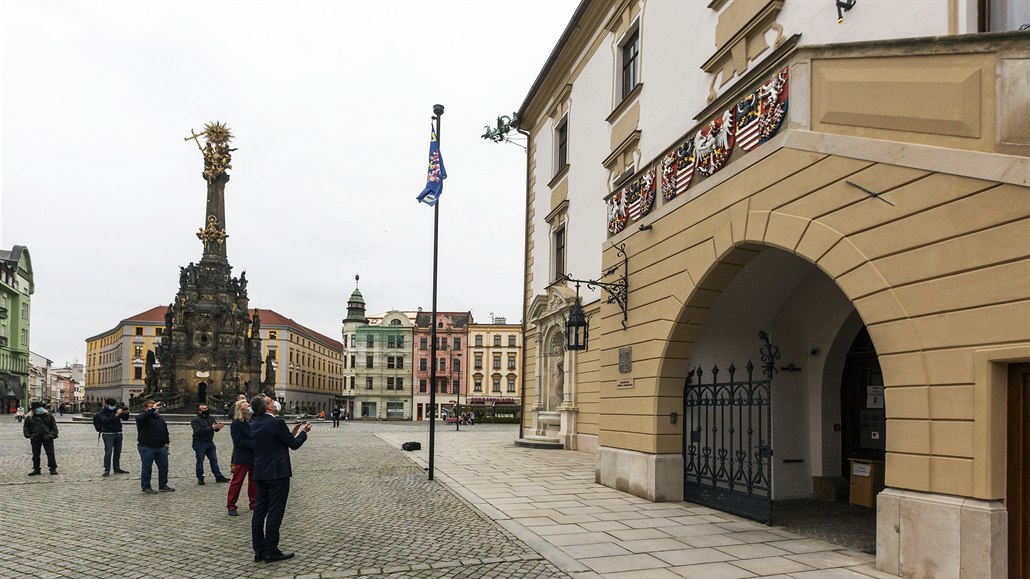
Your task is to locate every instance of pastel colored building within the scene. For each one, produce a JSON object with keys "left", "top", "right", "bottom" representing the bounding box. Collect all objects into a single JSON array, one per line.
[{"left": 0, "top": 245, "right": 33, "bottom": 413}]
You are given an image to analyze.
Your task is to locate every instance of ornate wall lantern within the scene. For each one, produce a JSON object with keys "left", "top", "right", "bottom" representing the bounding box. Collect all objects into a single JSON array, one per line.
[
  {"left": 565, "top": 283, "right": 589, "bottom": 351},
  {"left": 563, "top": 243, "right": 629, "bottom": 353}
]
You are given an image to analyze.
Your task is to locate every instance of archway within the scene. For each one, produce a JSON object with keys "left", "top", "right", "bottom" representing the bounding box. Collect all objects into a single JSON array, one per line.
[{"left": 679, "top": 247, "right": 883, "bottom": 551}]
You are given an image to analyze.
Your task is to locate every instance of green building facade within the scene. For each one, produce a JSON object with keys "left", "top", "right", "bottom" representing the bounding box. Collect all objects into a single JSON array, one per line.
[{"left": 0, "top": 245, "right": 34, "bottom": 413}]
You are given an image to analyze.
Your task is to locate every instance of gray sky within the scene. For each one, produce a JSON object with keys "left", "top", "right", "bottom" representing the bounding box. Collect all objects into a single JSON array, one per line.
[{"left": 1, "top": 0, "right": 577, "bottom": 367}]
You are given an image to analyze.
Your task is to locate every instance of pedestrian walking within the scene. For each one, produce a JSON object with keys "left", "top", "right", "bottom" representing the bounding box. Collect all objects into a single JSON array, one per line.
[
  {"left": 24, "top": 401, "right": 59, "bottom": 476},
  {"left": 250, "top": 394, "right": 311, "bottom": 563},
  {"left": 136, "top": 400, "right": 174, "bottom": 494},
  {"left": 190, "top": 404, "right": 230, "bottom": 485},
  {"left": 331, "top": 406, "right": 341, "bottom": 427},
  {"left": 15, "top": 407, "right": 24, "bottom": 422},
  {"left": 96, "top": 397, "right": 130, "bottom": 477},
  {"left": 226, "top": 399, "right": 256, "bottom": 516},
  {"left": 468, "top": 410, "right": 475, "bottom": 426},
  {"left": 58, "top": 402, "right": 65, "bottom": 417}
]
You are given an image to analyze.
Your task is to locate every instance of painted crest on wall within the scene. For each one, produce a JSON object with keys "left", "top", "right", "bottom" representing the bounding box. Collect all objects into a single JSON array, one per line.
[
  {"left": 736, "top": 66, "right": 789, "bottom": 151},
  {"left": 694, "top": 108, "right": 736, "bottom": 179},
  {"left": 661, "top": 139, "right": 696, "bottom": 201},
  {"left": 607, "top": 189, "right": 628, "bottom": 235},
  {"left": 627, "top": 167, "right": 656, "bottom": 222}
]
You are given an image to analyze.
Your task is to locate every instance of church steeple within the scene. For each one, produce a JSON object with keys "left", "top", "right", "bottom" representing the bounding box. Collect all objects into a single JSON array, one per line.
[{"left": 345, "top": 274, "right": 368, "bottom": 323}]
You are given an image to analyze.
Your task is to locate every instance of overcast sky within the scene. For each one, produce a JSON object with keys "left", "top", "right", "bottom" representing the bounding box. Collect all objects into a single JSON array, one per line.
[{"left": 1, "top": 0, "right": 578, "bottom": 367}]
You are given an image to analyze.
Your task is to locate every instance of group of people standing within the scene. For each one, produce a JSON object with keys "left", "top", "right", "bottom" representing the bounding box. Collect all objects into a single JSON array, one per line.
[{"left": 24, "top": 394, "right": 313, "bottom": 564}]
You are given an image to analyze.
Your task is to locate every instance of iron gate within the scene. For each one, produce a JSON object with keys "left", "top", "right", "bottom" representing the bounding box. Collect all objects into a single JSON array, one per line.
[{"left": 682, "top": 331, "right": 779, "bottom": 523}]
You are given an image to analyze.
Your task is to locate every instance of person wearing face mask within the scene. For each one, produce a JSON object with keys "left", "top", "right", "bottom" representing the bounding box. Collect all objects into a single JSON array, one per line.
[
  {"left": 23, "top": 401, "right": 59, "bottom": 476},
  {"left": 190, "top": 403, "right": 230, "bottom": 485},
  {"left": 226, "top": 399, "right": 256, "bottom": 516},
  {"left": 250, "top": 394, "right": 311, "bottom": 563},
  {"left": 96, "top": 397, "right": 130, "bottom": 477},
  {"left": 136, "top": 399, "right": 173, "bottom": 494}
]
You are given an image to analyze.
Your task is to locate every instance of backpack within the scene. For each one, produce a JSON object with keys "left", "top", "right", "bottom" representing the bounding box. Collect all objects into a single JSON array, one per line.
[
  {"left": 92, "top": 411, "right": 103, "bottom": 433},
  {"left": 401, "top": 441, "right": 421, "bottom": 451}
]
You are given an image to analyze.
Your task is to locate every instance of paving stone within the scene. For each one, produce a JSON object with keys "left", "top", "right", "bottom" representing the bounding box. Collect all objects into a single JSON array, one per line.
[{"left": 669, "top": 561, "right": 757, "bottom": 578}]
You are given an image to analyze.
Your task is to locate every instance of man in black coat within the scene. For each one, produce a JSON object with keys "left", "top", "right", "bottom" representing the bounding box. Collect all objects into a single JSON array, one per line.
[
  {"left": 190, "top": 404, "right": 229, "bottom": 484},
  {"left": 23, "top": 401, "right": 59, "bottom": 475},
  {"left": 136, "top": 400, "right": 175, "bottom": 494},
  {"left": 96, "top": 397, "right": 130, "bottom": 477},
  {"left": 250, "top": 394, "right": 311, "bottom": 563}
]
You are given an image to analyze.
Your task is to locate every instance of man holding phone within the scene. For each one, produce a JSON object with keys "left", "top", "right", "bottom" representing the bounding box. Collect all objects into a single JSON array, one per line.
[
  {"left": 136, "top": 399, "right": 174, "bottom": 494},
  {"left": 250, "top": 394, "right": 311, "bottom": 563}
]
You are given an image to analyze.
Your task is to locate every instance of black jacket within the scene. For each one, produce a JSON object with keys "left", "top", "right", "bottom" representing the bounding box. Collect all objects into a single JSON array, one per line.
[
  {"left": 96, "top": 407, "right": 129, "bottom": 433},
  {"left": 251, "top": 413, "right": 306, "bottom": 481},
  {"left": 230, "top": 419, "right": 254, "bottom": 465},
  {"left": 135, "top": 410, "right": 170, "bottom": 449},
  {"left": 23, "top": 412, "right": 59, "bottom": 441},
  {"left": 190, "top": 414, "right": 221, "bottom": 443}
]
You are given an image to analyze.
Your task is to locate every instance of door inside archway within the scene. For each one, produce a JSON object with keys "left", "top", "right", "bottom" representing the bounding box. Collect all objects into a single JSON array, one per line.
[
  {"left": 841, "top": 328, "right": 886, "bottom": 481},
  {"left": 197, "top": 382, "right": 207, "bottom": 405}
]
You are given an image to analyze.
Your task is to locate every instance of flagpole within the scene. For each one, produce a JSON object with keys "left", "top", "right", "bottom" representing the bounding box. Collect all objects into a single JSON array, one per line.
[{"left": 427, "top": 103, "right": 444, "bottom": 481}]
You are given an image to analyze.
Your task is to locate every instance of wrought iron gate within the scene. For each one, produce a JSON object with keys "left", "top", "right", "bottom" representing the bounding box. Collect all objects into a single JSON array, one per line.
[{"left": 682, "top": 331, "right": 779, "bottom": 523}]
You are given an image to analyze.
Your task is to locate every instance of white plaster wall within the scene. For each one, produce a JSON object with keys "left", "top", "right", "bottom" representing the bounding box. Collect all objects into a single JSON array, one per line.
[
  {"left": 529, "top": 120, "right": 555, "bottom": 299},
  {"left": 688, "top": 249, "right": 858, "bottom": 498}
]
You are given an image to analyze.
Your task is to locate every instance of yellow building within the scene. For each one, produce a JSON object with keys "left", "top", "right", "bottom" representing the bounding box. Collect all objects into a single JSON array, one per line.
[
  {"left": 517, "top": 2, "right": 1029, "bottom": 577},
  {"left": 467, "top": 319, "right": 522, "bottom": 402},
  {"left": 85, "top": 306, "right": 166, "bottom": 405}
]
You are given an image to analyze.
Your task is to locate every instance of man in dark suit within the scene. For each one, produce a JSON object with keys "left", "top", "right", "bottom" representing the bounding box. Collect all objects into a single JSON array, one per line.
[{"left": 249, "top": 394, "right": 311, "bottom": 563}]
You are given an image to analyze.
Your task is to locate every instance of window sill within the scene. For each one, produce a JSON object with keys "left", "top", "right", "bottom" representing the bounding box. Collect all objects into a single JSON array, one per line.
[
  {"left": 547, "top": 164, "right": 570, "bottom": 189},
  {"left": 606, "top": 83, "right": 643, "bottom": 124}
]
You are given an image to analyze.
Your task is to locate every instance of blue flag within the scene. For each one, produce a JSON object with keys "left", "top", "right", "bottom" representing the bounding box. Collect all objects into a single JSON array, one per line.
[{"left": 417, "top": 124, "right": 447, "bottom": 206}]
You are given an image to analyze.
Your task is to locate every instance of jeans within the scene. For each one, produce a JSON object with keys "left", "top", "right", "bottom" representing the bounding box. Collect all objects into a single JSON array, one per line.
[
  {"left": 102, "top": 432, "right": 123, "bottom": 473},
  {"left": 192, "top": 441, "right": 224, "bottom": 479},
  {"left": 138, "top": 445, "right": 168, "bottom": 490},
  {"left": 252, "top": 477, "right": 291, "bottom": 556},
  {"left": 31, "top": 438, "right": 57, "bottom": 471},
  {"left": 226, "top": 463, "right": 256, "bottom": 510}
]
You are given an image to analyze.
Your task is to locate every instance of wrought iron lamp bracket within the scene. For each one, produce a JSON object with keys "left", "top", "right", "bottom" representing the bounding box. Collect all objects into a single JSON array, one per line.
[
  {"left": 566, "top": 244, "right": 629, "bottom": 329},
  {"left": 758, "top": 330, "right": 780, "bottom": 379}
]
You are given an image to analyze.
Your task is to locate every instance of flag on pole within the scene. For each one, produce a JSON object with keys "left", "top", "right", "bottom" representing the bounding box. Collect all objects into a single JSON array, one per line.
[{"left": 417, "top": 124, "right": 447, "bottom": 206}]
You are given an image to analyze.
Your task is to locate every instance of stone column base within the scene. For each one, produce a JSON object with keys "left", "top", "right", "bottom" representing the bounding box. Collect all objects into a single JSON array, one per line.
[
  {"left": 877, "top": 487, "right": 1007, "bottom": 578},
  {"left": 596, "top": 446, "right": 683, "bottom": 502}
]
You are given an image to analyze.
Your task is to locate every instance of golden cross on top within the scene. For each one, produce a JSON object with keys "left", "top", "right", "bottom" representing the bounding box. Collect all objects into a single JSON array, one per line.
[{"left": 183, "top": 129, "right": 204, "bottom": 150}]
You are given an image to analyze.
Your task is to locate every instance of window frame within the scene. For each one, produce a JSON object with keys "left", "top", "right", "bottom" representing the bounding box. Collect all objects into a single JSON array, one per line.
[
  {"left": 554, "top": 115, "right": 569, "bottom": 174},
  {"left": 620, "top": 26, "right": 640, "bottom": 100}
]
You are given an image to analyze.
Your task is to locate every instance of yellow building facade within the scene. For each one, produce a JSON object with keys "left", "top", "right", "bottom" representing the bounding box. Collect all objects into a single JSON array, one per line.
[
  {"left": 518, "top": 2, "right": 1029, "bottom": 577},
  {"left": 467, "top": 321, "right": 522, "bottom": 402}
]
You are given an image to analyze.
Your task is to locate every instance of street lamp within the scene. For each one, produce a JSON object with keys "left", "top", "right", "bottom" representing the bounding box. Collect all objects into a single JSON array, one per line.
[{"left": 565, "top": 282, "right": 589, "bottom": 351}]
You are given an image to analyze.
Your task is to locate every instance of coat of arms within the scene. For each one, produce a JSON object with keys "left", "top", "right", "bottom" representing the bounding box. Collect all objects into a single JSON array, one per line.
[
  {"left": 694, "top": 108, "right": 736, "bottom": 179},
  {"left": 626, "top": 168, "right": 656, "bottom": 222},
  {"left": 607, "top": 189, "right": 628, "bottom": 235},
  {"left": 736, "top": 66, "right": 789, "bottom": 151},
  {"left": 661, "top": 139, "right": 696, "bottom": 201}
]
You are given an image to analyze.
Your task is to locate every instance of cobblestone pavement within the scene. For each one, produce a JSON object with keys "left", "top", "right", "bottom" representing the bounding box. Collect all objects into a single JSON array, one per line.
[
  {"left": 0, "top": 418, "right": 567, "bottom": 579},
  {"left": 772, "top": 500, "right": 876, "bottom": 555}
]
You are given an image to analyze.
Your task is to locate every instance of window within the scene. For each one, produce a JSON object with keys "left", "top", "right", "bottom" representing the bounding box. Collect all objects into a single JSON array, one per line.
[
  {"left": 134, "top": 326, "right": 143, "bottom": 336},
  {"left": 397, "top": 336, "right": 404, "bottom": 348},
  {"left": 453, "top": 337, "right": 460, "bottom": 349},
  {"left": 350, "top": 354, "right": 355, "bottom": 368},
  {"left": 438, "top": 337, "right": 447, "bottom": 350},
  {"left": 390, "top": 319, "right": 401, "bottom": 326},
  {"left": 420, "top": 337, "right": 427, "bottom": 350},
  {"left": 474, "top": 377, "right": 483, "bottom": 392},
  {"left": 269, "top": 331, "right": 277, "bottom": 340},
  {"left": 419, "top": 358, "right": 427, "bottom": 371},
  {"left": 438, "top": 322, "right": 444, "bottom": 329},
  {"left": 508, "top": 354, "right": 516, "bottom": 370},
  {"left": 621, "top": 28, "right": 640, "bottom": 99},
  {"left": 475, "top": 334, "right": 483, "bottom": 347},
  {"left": 509, "top": 334, "right": 516, "bottom": 347},
  {"left": 396, "top": 377, "right": 403, "bottom": 391},
  {"left": 452, "top": 358, "right": 460, "bottom": 372},
  {"left": 493, "top": 335, "right": 502, "bottom": 347},
  {"left": 493, "top": 354, "right": 501, "bottom": 370},
  {"left": 366, "top": 377, "right": 374, "bottom": 390},
  {"left": 439, "top": 379, "right": 447, "bottom": 393},
  {"left": 452, "top": 380, "right": 459, "bottom": 394},
  {"left": 366, "top": 355, "right": 374, "bottom": 368},
  {"left": 553, "top": 226, "right": 566, "bottom": 280},
  {"left": 439, "top": 358, "right": 446, "bottom": 371},
  {"left": 134, "top": 367, "right": 142, "bottom": 380},
  {"left": 133, "top": 346, "right": 143, "bottom": 358},
  {"left": 388, "top": 335, "right": 396, "bottom": 348},
  {"left": 349, "top": 376, "right": 355, "bottom": 389},
  {"left": 396, "top": 356, "right": 404, "bottom": 369},
  {"left": 387, "top": 377, "right": 395, "bottom": 390},
  {"left": 507, "top": 377, "right": 516, "bottom": 392},
  {"left": 366, "top": 335, "right": 374, "bottom": 348},
  {"left": 555, "top": 116, "right": 568, "bottom": 171},
  {"left": 474, "top": 354, "right": 483, "bottom": 370},
  {"left": 387, "top": 356, "right": 396, "bottom": 369},
  {"left": 492, "top": 377, "right": 502, "bottom": 392},
  {"left": 419, "top": 379, "right": 427, "bottom": 393}
]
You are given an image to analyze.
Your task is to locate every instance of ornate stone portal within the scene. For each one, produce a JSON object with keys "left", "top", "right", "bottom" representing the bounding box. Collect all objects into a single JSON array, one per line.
[
  {"left": 143, "top": 123, "right": 265, "bottom": 409},
  {"left": 521, "top": 285, "right": 581, "bottom": 449}
]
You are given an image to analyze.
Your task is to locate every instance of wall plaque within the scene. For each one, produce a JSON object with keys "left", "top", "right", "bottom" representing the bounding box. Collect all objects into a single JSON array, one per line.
[
  {"left": 619, "top": 347, "right": 632, "bottom": 373},
  {"left": 617, "top": 379, "right": 634, "bottom": 389}
]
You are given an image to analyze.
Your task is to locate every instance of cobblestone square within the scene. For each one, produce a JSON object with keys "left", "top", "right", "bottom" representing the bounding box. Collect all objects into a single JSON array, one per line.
[{"left": 0, "top": 419, "right": 566, "bottom": 579}]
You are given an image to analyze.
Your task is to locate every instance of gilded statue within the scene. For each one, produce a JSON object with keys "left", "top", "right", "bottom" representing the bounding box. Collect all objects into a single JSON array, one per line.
[{"left": 185, "top": 122, "right": 237, "bottom": 182}]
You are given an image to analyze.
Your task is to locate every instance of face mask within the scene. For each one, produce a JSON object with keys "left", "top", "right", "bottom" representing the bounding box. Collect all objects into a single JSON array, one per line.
[
  {"left": 35, "top": 408, "right": 46, "bottom": 414},
  {"left": 201, "top": 410, "right": 210, "bottom": 417},
  {"left": 245, "top": 407, "right": 254, "bottom": 415},
  {"left": 108, "top": 405, "right": 116, "bottom": 411},
  {"left": 149, "top": 407, "right": 158, "bottom": 414},
  {"left": 273, "top": 401, "right": 282, "bottom": 413}
]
